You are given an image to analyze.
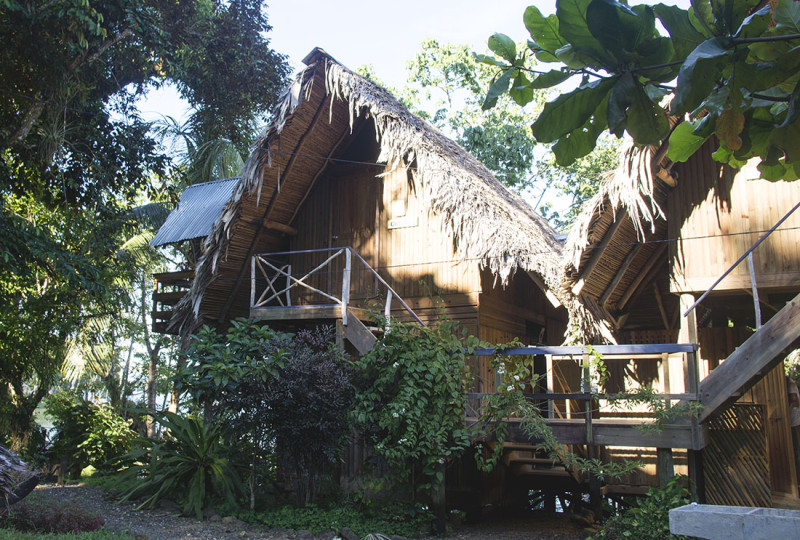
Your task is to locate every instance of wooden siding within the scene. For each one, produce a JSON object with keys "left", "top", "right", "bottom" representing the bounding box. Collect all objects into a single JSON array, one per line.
[
  {"left": 288, "top": 130, "right": 481, "bottom": 329},
  {"left": 669, "top": 145, "right": 800, "bottom": 294}
]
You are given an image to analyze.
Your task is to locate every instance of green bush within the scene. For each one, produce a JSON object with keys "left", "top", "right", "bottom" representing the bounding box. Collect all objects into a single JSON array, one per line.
[
  {"left": 1, "top": 493, "right": 104, "bottom": 534},
  {"left": 351, "top": 318, "right": 476, "bottom": 496},
  {"left": 45, "top": 391, "right": 137, "bottom": 476},
  {"left": 119, "top": 412, "right": 243, "bottom": 520},
  {"left": 593, "top": 476, "right": 691, "bottom": 540},
  {"left": 176, "top": 321, "right": 354, "bottom": 508}
]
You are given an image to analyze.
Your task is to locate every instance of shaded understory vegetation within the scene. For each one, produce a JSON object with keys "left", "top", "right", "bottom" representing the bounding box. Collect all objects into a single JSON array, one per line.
[{"left": 2, "top": 317, "right": 695, "bottom": 538}]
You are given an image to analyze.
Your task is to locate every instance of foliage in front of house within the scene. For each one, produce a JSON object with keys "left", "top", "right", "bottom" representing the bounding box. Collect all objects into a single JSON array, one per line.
[
  {"left": 44, "top": 391, "right": 138, "bottom": 478},
  {"left": 174, "top": 320, "right": 355, "bottom": 508},
  {"left": 351, "top": 317, "right": 478, "bottom": 496},
  {"left": 592, "top": 476, "right": 692, "bottom": 540},
  {"left": 118, "top": 412, "right": 243, "bottom": 520}
]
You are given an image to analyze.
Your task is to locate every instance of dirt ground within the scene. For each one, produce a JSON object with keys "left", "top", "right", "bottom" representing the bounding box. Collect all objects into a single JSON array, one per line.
[{"left": 27, "top": 483, "right": 589, "bottom": 539}]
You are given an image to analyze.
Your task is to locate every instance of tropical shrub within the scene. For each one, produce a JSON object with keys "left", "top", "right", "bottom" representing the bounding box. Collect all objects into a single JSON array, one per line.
[
  {"left": 1, "top": 493, "right": 104, "bottom": 533},
  {"left": 593, "top": 476, "right": 691, "bottom": 540},
  {"left": 176, "top": 321, "right": 354, "bottom": 508},
  {"left": 45, "top": 391, "right": 137, "bottom": 476},
  {"left": 119, "top": 412, "right": 243, "bottom": 520},
  {"left": 246, "top": 502, "right": 428, "bottom": 538},
  {"left": 351, "top": 317, "right": 477, "bottom": 497}
]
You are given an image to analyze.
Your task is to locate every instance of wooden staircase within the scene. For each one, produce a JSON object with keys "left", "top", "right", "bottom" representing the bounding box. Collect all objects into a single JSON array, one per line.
[
  {"left": 698, "top": 291, "right": 800, "bottom": 422},
  {"left": 343, "top": 309, "right": 378, "bottom": 355}
]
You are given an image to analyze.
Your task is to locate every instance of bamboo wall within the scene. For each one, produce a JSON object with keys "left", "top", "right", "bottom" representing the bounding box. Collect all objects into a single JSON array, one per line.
[
  {"left": 669, "top": 144, "right": 800, "bottom": 294},
  {"left": 288, "top": 129, "right": 481, "bottom": 330}
]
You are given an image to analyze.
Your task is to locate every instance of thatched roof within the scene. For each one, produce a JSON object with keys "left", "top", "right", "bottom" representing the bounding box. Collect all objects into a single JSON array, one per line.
[
  {"left": 168, "top": 48, "right": 610, "bottom": 341},
  {"left": 561, "top": 135, "right": 678, "bottom": 341}
]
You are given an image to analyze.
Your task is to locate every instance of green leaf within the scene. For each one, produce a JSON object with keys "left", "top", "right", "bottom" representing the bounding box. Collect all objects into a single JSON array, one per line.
[
  {"left": 586, "top": 0, "right": 652, "bottom": 59},
  {"left": 671, "top": 37, "right": 732, "bottom": 115},
  {"left": 689, "top": 0, "right": 715, "bottom": 37},
  {"left": 524, "top": 6, "right": 567, "bottom": 60},
  {"left": 509, "top": 71, "right": 534, "bottom": 106},
  {"left": 552, "top": 95, "right": 610, "bottom": 165},
  {"left": 488, "top": 33, "right": 516, "bottom": 63},
  {"left": 774, "top": 0, "right": 800, "bottom": 34},
  {"left": 757, "top": 160, "right": 787, "bottom": 181},
  {"left": 531, "top": 77, "right": 615, "bottom": 143},
  {"left": 626, "top": 78, "right": 670, "bottom": 145},
  {"left": 734, "top": 5, "right": 772, "bottom": 38},
  {"left": 482, "top": 68, "right": 515, "bottom": 110},
  {"left": 554, "top": 44, "right": 594, "bottom": 69},
  {"left": 556, "top": 0, "right": 617, "bottom": 68},
  {"left": 668, "top": 121, "right": 710, "bottom": 162},
  {"left": 473, "top": 53, "right": 508, "bottom": 67},
  {"left": 529, "top": 69, "right": 572, "bottom": 89},
  {"left": 653, "top": 3, "right": 706, "bottom": 60},
  {"left": 608, "top": 73, "right": 635, "bottom": 137}
]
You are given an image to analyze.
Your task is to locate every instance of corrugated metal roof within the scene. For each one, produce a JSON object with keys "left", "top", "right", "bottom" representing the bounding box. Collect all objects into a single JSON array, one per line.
[{"left": 150, "top": 177, "right": 240, "bottom": 247}]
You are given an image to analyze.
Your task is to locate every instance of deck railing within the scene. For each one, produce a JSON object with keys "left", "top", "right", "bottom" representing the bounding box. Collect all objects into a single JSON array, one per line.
[
  {"left": 465, "top": 343, "right": 700, "bottom": 444},
  {"left": 250, "top": 247, "right": 423, "bottom": 326}
]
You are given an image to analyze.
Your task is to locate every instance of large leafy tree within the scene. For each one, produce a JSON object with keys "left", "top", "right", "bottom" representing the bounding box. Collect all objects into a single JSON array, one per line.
[
  {"left": 479, "top": 0, "right": 800, "bottom": 180},
  {"left": 377, "top": 40, "right": 618, "bottom": 229},
  {"left": 0, "top": 0, "right": 289, "bottom": 449}
]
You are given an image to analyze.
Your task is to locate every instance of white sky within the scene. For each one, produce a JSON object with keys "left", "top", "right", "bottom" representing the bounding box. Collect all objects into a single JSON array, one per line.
[{"left": 140, "top": 0, "right": 690, "bottom": 121}]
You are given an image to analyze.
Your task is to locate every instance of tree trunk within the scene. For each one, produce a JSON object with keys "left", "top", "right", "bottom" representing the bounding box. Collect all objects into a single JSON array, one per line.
[{"left": 141, "top": 273, "right": 161, "bottom": 437}]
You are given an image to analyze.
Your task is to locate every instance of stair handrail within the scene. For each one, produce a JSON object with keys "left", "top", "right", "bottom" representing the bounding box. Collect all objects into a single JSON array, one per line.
[
  {"left": 251, "top": 247, "right": 424, "bottom": 326},
  {"left": 683, "top": 199, "right": 800, "bottom": 317}
]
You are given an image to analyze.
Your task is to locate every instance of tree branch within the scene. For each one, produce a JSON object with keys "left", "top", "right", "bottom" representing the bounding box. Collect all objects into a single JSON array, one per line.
[
  {"left": 732, "top": 33, "right": 800, "bottom": 44},
  {"left": 6, "top": 28, "right": 134, "bottom": 147}
]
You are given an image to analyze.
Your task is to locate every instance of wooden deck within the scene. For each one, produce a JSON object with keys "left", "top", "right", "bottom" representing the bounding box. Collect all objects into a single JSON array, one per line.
[{"left": 249, "top": 304, "right": 369, "bottom": 322}]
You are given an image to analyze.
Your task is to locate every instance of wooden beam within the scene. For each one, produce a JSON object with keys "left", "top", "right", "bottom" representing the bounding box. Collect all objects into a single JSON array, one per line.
[
  {"left": 656, "top": 167, "right": 677, "bottom": 187},
  {"left": 344, "top": 310, "right": 378, "bottom": 355},
  {"left": 654, "top": 284, "right": 671, "bottom": 331},
  {"left": 698, "top": 291, "right": 800, "bottom": 422},
  {"left": 263, "top": 220, "right": 297, "bottom": 236},
  {"left": 216, "top": 94, "right": 331, "bottom": 323},
  {"left": 526, "top": 271, "right": 561, "bottom": 308},
  {"left": 599, "top": 243, "right": 643, "bottom": 306},
  {"left": 618, "top": 243, "right": 667, "bottom": 310},
  {"left": 572, "top": 210, "right": 628, "bottom": 296},
  {"left": 678, "top": 293, "right": 698, "bottom": 345}
]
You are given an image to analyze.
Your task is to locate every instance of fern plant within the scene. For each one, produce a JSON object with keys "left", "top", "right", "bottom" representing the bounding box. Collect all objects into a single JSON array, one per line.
[{"left": 119, "top": 413, "right": 243, "bottom": 520}]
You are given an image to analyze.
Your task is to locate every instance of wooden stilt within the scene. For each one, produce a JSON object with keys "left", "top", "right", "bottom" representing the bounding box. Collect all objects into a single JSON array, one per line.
[
  {"left": 657, "top": 447, "right": 675, "bottom": 487},
  {"left": 687, "top": 449, "right": 706, "bottom": 503}
]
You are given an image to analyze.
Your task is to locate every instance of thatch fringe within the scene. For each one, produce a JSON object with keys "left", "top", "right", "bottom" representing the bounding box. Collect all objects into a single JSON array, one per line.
[{"left": 565, "top": 138, "right": 663, "bottom": 271}]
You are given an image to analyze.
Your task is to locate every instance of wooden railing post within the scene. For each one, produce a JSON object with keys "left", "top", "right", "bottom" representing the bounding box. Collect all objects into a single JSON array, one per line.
[
  {"left": 747, "top": 252, "right": 762, "bottom": 329},
  {"left": 250, "top": 256, "right": 256, "bottom": 309},
  {"left": 341, "top": 248, "right": 351, "bottom": 326},
  {"left": 582, "top": 353, "right": 593, "bottom": 444},
  {"left": 384, "top": 289, "right": 392, "bottom": 329},
  {"left": 285, "top": 264, "right": 292, "bottom": 306}
]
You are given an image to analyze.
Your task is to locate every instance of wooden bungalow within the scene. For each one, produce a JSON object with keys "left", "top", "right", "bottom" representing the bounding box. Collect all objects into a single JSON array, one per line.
[
  {"left": 562, "top": 137, "right": 800, "bottom": 507},
  {"left": 151, "top": 47, "right": 621, "bottom": 388}
]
